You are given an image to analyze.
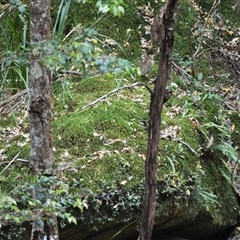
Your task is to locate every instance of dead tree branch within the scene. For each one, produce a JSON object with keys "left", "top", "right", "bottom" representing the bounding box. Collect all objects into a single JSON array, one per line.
[
  {"left": 81, "top": 82, "right": 152, "bottom": 110},
  {"left": 138, "top": 0, "right": 179, "bottom": 239},
  {"left": 59, "top": 70, "right": 84, "bottom": 75},
  {"left": 0, "top": 153, "right": 20, "bottom": 175}
]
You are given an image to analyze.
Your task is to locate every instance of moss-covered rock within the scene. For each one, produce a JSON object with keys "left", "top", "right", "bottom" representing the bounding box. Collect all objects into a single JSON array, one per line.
[
  {"left": 2, "top": 73, "right": 239, "bottom": 239},
  {"left": 1, "top": 0, "right": 240, "bottom": 239}
]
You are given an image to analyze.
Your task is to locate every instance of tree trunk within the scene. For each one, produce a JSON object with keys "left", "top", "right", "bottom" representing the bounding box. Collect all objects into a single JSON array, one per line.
[
  {"left": 29, "top": 0, "right": 58, "bottom": 239},
  {"left": 29, "top": 0, "right": 53, "bottom": 175},
  {"left": 138, "top": 1, "right": 179, "bottom": 239}
]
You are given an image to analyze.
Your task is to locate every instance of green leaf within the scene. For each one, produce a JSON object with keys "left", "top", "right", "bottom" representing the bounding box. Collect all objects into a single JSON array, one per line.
[
  {"left": 73, "top": 198, "right": 84, "bottom": 211},
  {"left": 5, "top": 214, "right": 11, "bottom": 220},
  {"left": 97, "top": 5, "right": 109, "bottom": 14},
  {"left": 13, "top": 216, "right": 20, "bottom": 224},
  {"left": 197, "top": 72, "right": 203, "bottom": 81},
  {"left": 71, "top": 216, "right": 77, "bottom": 225}
]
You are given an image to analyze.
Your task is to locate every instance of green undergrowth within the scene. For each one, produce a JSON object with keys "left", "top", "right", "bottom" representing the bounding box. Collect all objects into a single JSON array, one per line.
[
  {"left": 0, "top": 0, "right": 239, "bottom": 229},
  {"left": 227, "top": 111, "right": 240, "bottom": 148},
  {"left": 50, "top": 74, "right": 238, "bottom": 224},
  {"left": 52, "top": 0, "right": 202, "bottom": 63},
  {"left": 52, "top": 0, "right": 146, "bottom": 62},
  {"left": 0, "top": 117, "right": 16, "bottom": 128},
  {"left": 0, "top": 72, "right": 239, "bottom": 227},
  {"left": 196, "top": 0, "right": 240, "bottom": 24},
  {"left": 174, "top": 0, "right": 198, "bottom": 58}
]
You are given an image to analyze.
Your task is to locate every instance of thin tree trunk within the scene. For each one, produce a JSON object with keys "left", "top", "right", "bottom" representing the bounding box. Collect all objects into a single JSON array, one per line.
[
  {"left": 29, "top": 0, "right": 53, "bottom": 175},
  {"left": 138, "top": 1, "right": 179, "bottom": 239},
  {"left": 29, "top": 0, "right": 59, "bottom": 239}
]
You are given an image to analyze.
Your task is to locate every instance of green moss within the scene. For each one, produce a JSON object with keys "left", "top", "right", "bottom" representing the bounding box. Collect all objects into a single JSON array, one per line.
[
  {"left": 0, "top": 115, "right": 17, "bottom": 128},
  {"left": 77, "top": 75, "right": 116, "bottom": 94},
  {"left": 3, "top": 143, "right": 30, "bottom": 162},
  {"left": 51, "top": 74, "right": 150, "bottom": 194},
  {"left": 0, "top": 71, "right": 238, "bottom": 227},
  {"left": 0, "top": 161, "right": 30, "bottom": 193},
  {"left": 53, "top": 83, "right": 149, "bottom": 159},
  {"left": 194, "top": 56, "right": 212, "bottom": 79},
  {"left": 96, "top": 14, "right": 142, "bottom": 61},
  {"left": 53, "top": 75, "right": 121, "bottom": 115},
  {"left": 69, "top": 153, "right": 145, "bottom": 192}
]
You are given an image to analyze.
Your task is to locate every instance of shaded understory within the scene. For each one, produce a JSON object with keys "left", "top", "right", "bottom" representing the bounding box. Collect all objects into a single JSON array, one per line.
[{"left": 0, "top": 0, "right": 240, "bottom": 239}]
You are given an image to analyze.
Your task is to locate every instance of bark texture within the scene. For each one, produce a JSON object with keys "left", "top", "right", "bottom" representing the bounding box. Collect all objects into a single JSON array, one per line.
[
  {"left": 29, "top": 0, "right": 53, "bottom": 175},
  {"left": 138, "top": 1, "right": 179, "bottom": 239},
  {"left": 29, "top": 0, "right": 58, "bottom": 239}
]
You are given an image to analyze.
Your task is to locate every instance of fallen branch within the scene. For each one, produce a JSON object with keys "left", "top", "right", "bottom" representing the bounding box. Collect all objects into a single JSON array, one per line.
[
  {"left": 0, "top": 153, "right": 20, "bottom": 174},
  {"left": 59, "top": 70, "right": 83, "bottom": 75},
  {"left": 220, "top": 101, "right": 236, "bottom": 111},
  {"left": 195, "top": 46, "right": 240, "bottom": 60},
  {"left": 0, "top": 158, "right": 29, "bottom": 165},
  {"left": 16, "top": 158, "right": 29, "bottom": 163},
  {"left": 81, "top": 82, "right": 152, "bottom": 110}
]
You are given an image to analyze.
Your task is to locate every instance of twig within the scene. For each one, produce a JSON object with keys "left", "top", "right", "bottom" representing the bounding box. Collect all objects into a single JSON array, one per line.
[
  {"left": 0, "top": 158, "right": 29, "bottom": 165},
  {"left": 59, "top": 70, "right": 84, "bottom": 76},
  {"left": 16, "top": 158, "right": 29, "bottom": 163},
  {"left": 0, "top": 153, "right": 20, "bottom": 175},
  {"left": 220, "top": 101, "right": 236, "bottom": 111},
  {"left": 81, "top": 82, "right": 152, "bottom": 110},
  {"left": 193, "top": 47, "right": 214, "bottom": 59},
  {"left": 195, "top": 47, "right": 240, "bottom": 61},
  {"left": 62, "top": 23, "right": 82, "bottom": 42},
  {"left": 172, "top": 61, "right": 192, "bottom": 79},
  {"left": 193, "top": 0, "right": 221, "bottom": 59},
  {"left": 177, "top": 139, "right": 199, "bottom": 156}
]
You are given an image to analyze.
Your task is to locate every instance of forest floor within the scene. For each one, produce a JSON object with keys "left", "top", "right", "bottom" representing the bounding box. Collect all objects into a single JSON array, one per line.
[{"left": 0, "top": 0, "right": 240, "bottom": 239}]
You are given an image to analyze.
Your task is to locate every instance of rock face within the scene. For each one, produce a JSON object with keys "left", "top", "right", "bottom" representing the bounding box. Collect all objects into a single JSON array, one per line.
[{"left": 57, "top": 198, "right": 237, "bottom": 240}]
